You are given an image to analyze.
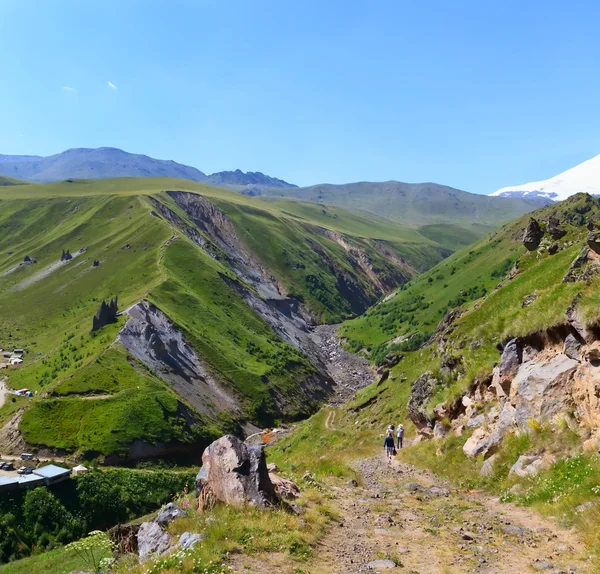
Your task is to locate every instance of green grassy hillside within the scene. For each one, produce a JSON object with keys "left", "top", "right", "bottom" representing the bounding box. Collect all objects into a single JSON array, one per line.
[
  {"left": 0, "top": 177, "right": 457, "bottom": 460},
  {"left": 269, "top": 194, "right": 600, "bottom": 565},
  {"left": 255, "top": 180, "right": 547, "bottom": 232}
]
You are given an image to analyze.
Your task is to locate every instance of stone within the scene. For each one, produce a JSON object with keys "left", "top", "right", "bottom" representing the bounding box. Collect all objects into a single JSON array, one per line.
[
  {"left": 426, "top": 486, "right": 450, "bottom": 497},
  {"left": 499, "top": 339, "right": 521, "bottom": 380},
  {"left": 433, "top": 421, "right": 449, "bottom": 439},
  {"left": 509, "top": 354, "right": 579, "bottom": 430},
  {"left": 155, "top": 502, "right": 186, "bottom": 526},
  {"left": 548, "top": 243, "right": 559, "bottom": 255},
  {"left": 348, "top": 479, "right": 359, "bottom": 487},
  {"left": 467, "top": 414, "right": 485, "bottom": 428},
  {"left": 563, "top": 247, "right": 590, "bottom": 283},
  {"left": 367, "top": 559, "right": 397, "bottom": 569},
  {"left": 502, "top": 525, "right": 527, "bottom": 536},
  {"left": 480, "top": 453, "right": 499, "bottom": 477},
  {"left": 195, "top": 435, "right": 277, "bottom": 510},
  {"left": 566, "top": 294, "right": 593, "bottom": 342},
  {"left": 92, "top": 296, "right": 118, "bottom": 332},
  {"left": 523, "top": 218, "right": 544, "bottom": 251},
  {"left": 490, "top": 367, "right": 507, "bottom": 398},
  {"left": 532, "top": 560, "right": 553, "bottom": 570},
  {"left": 178, "top": 532, "right": 206, "bottom": 550},
  {"left": 575, "top": 501, "right": 595, "bottom": 513},
  {"left": 268, "top": 472, "right": 300, "bottom": 500},
  {"left": 547, "top": 216, "right": 567, "bottom": 240},
  {"left": 522, "top": 345, "right": 540, "bottom": 363},
  {"left": 588, "top": 231, "right": 600, "bottom": 254},
  {"left": 522, "top": 294, "right": 537, "bottom": 308},
  {"left": 137, "top": 522, "right": 172, "bottom": 561},
  {"left": 407, "top": 372, "right": 439, "bottom": 428},
  {"left": 463, "top": 428, "right": 491, "bottom": 457},
  {"left": 508, "top": 455, "right": 541, "bottom": 478},
  {"left": 563, "top": 334, "right": 581, "bottom": 361},
  {"left": 402, "top": 482, "right": 422, "bottom": 492},
  {"left": 266, "top": 462, "right": 279, "bottom": 473},
  {"left": 109, "top": 523, "right": 140, "bottom": 554}
]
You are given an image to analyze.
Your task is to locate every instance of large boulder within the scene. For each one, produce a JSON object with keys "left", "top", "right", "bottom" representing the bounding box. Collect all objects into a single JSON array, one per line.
[
  {"left": 195, "top": 435, "right": 277, "bottom": 511},
  {"left": 269, "top": 472, "right": 300, "bottom": 500},
  {"left": 463, "top": 428, "right": 490, "bottom": 457},
  {"left": 508, "top": 454, "right": 554, "bottom": 478},
  {"left": 509, "top": 355, "right": 579, "bottom": 430},
  {"left": 137, "top": 522, "right": 172, "bottom": 562},
  {"left": 588, "top": 231, "right": 600, "bottom": 254},
  {"left": 499, "top": 339, "right": 521, "bottom": 380},
  {"left": 547, "top": 216, "right": 567, "bottom": 240},
  {"left": 563, "top": 247, "right": 590, "bottom": 283},
  {"left": 522, "top": 218, "right": 544, "bottom": 251},
  {"left": 407, "top": 372, "right": 439, "bottom": 428},
  {"left": 563, "top": 334, "right": 582, "bottom": 361}
]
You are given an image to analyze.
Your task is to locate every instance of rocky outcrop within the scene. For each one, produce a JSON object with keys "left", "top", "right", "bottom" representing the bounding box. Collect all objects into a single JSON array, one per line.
[
  {"left": 178, "top": 532, "right": 206, "bottom": 550},
  {"left": 508, "top": 454, "right": 554, "bottom": 478},
  {"left": 499, "top": 339, "right": 521, "bottom": 380},
  {"left": 269, "top": 472, "right": 300, "bottom": 500},
  {"left": 509, "top": 354, "right": 579, "bottom": 430},
  {"left": 155, "top": 502, "right": 186, "bottom": 526},
  {"left": 408, "top": 372, "right": 439, "bottom": 428},
  {"left": 91, "top": 296, "right": 118, "bottom": 332},
  {"left": 137, "top": 522, "right": 171, "bottom": 561},
  {"left": 588, "top": 231, "right": 600, "bottom": 254},
  {"left": 119, "top": 301, "right": 241, "bottom": 419},
  {"left": 547, "top": 216, "right": 567, "bottom": 240},
  {"left": 195, "top": 435, "right": 277, "bottom": 511},
  {"left": 563, "top": 334, "right": 582, "bottom": 361},
  {"left": 522, "top": 218, "right": 544, "bottom": 251}
]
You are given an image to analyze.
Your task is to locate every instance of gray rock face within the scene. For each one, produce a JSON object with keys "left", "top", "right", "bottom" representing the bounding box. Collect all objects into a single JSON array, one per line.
[
  {"left": 547, "top": 216, "right": 567, "bottom": 240},
  {"left": 563, "top": 247, "right": 590, "bottom": 283},
  {"left": 196, "top": 435, "right": 277, "bottom": 510},
  {"left": 407, "top": 372, "right": 439, "bottom": 428},
  {"left": 480, "top": 453, "right": 499, "bottom": 477},
  {"left": 509, "top": 354, "right": 579, "bottom": 429},
  {"left": 178, "top": 532, "right": 206, "bottom": 550},
  {"left": 563, "top": 334, "right": 582, "bottom": 361},
  {"left": 137, "top": 521, "right": 172, "bottom": 561},
  {"left": 508, "top": 455, "right": 542, "bottom": 478},
  {"left": 269, "top": 472, "right": 300, "bottom": 500},
  {"left": 155, "top": 502, "right": 186, "bottom": 526},
  {"left": 588, "top": 231, "right": 600, "bottom": 254},
  {"left": 523, "top": 218, "right": 544, "bottom": 251},
  {"left": 522, "top": 294, "right": 537, "bottom": 308},
  {"left": 499, "top": 339, "right": 521, "bottom": 379}
]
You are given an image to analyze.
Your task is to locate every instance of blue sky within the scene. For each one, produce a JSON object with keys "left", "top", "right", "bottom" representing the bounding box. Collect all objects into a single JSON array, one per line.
[{"left": 1, "top": 0, "right": 600, "bottom": 193}]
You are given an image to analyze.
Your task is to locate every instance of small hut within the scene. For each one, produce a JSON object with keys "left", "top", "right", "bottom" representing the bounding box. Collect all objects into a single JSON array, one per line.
[{"left": 72, "top": 465, "right": 89, "bottom": 476}]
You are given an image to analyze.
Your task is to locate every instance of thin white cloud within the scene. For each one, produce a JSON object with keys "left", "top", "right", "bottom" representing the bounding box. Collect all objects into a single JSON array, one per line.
[
  {"left": 107, "top": 81, "right": 117, "bottom": 90},
  {"left": 63, "top": 86, "right": 77, "bottom": 93}
]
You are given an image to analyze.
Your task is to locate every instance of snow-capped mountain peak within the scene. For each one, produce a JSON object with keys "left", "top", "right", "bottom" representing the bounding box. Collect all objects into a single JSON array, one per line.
[{"left": 490, "top": 154, "right": 600, "bottom": 202}]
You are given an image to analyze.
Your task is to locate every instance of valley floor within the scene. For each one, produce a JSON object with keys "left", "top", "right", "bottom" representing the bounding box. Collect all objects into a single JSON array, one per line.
[{"left": 231, "top": 452, "right": 592, "bottom": 574}]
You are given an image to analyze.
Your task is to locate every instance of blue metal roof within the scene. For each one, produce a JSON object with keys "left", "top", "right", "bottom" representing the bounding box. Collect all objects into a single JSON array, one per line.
[
  {"left": 0, "top": 476, "right": 18, "bottom": 486},
  {"left": 32, "top": 464, "right": 71, "bottom": 479},
  {"left": 18, "top": 474, "right": 44, "bottom": 485}
]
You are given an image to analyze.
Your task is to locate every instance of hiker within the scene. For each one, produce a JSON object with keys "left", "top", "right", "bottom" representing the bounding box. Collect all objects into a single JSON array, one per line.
[
  {"left": 396, "top": 424, "right": 404, "bottom": 449},
  {"left": 387, "top": 423, "right": 395, "bottom": 433},
  {"left": 384, "top": 430, "right": 395, "bottom": 460}
]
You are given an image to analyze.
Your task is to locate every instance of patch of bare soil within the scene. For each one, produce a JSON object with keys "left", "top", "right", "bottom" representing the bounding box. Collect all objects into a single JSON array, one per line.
[{"left": 229, "top": 456, "right": 591, "bottom": 574}]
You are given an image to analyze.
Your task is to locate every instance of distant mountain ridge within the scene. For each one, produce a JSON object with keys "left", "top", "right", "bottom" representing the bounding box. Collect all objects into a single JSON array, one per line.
[
  {"left": 0, "top": 147, "right": 296, "bottom": 189},
  {"left": 490, "top": 154, "right": 600, "bottom": 201},
  {"left": 252, "top": 180, "right": 550, "bottom": 229}
]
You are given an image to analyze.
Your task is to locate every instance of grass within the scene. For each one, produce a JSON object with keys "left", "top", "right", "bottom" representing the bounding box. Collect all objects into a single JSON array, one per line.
[{"left": 0, "top": 176, "right": 459, "bottom": 458}]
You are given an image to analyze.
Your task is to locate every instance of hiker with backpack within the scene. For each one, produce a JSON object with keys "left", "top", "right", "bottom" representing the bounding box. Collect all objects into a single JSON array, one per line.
[
  {"left": 396, "top": 424, "right": 404, "bottom": 449},
  {"left": 384, "top": 430, "right": 395, "bottom": 460}
]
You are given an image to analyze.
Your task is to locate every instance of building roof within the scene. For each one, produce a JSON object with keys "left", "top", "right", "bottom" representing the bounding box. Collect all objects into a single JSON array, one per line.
[
  {"left": 0, "top": 476, "right": 18, "bottom": 487},
  {"left": 33, "top": 464, "right": 71, "bottom": 479},
  {"left": 73, "top": 465, "right": 88, "bottom": 471},
  {"left": 18, "top": 474, "right": 45, "bottom": 486}
]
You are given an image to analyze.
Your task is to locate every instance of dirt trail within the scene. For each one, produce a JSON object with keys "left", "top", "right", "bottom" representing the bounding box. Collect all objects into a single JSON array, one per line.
[
  {"left": 324, "top": 410, "right": 336, "bottom": 430},
  {"left": 231, "top": 456, "right": 591, "bottom": 573}
]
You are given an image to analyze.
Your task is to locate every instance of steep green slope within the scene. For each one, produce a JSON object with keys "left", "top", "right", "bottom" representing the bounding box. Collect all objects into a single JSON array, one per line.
[
  {"left": 270, "top": 194, "right": 600, "bottom": 565},
  {"left": 0, "top": 177, "right": 454, "bottom": 460}
]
